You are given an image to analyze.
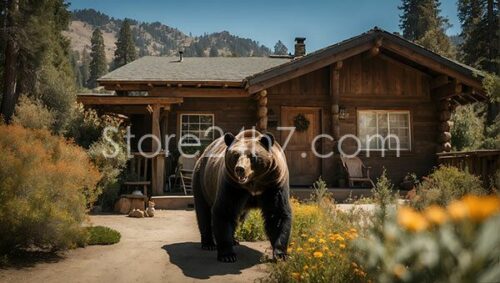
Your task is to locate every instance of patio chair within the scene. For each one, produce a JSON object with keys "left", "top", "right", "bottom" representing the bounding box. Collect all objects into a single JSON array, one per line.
[
  {"left": 340, "top": 156, "right": 375, "bottom": 188},
  {"left": 168, "top": 154, "right": 198, "bottom": 195}
]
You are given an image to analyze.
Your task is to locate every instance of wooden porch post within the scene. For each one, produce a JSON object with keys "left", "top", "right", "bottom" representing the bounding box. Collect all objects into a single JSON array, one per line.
[
  {"left": 330, "top": 61, "right": 343, "bottom": 141},
  {"left": 151, "top": 104, "right": 165, "bottom": 196},
  {"left": 256, "top": 90, "right": 268, "bottom": 132}
]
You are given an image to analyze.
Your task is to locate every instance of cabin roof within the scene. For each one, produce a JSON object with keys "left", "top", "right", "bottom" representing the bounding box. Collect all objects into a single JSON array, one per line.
[
  {"left": 98, "top": 27, "right": 485, "bottom": 97},
  {"left": 245, "top": 28, "right": 485, "bottom": 93},
  {"left": 99, "top": 56, "right": 291, "bottom": 83}
]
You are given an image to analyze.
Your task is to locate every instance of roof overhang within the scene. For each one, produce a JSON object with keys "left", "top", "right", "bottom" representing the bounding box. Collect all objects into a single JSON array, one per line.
[{"left": 77, "top": 95, "right": 184, "bottom": 107}]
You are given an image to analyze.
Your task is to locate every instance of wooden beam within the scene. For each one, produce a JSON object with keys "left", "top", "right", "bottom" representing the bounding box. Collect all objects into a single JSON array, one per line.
[
  {"left": 247, "top": 41, "right": 373, "bottom": 94},
  {"left": 431, "top": 75, "right": 449, "bottom": 89},
  {"left": 364, "top": 37, "right": 383, "bottom": 59},
  {"left": 149, "top": 87, "right": 249, "bottom": 98},
  {"left": 330, "top": 61, "right": 343, "bottom": 141},
  {"left": 77, "top": 95, "right": 183, "bottom": 105},
  {"left": 382, "top": 41, "right": 484, "bottom": 90},
  {"left": 433, "top": 81, "right": 463, "bottom": 100}
]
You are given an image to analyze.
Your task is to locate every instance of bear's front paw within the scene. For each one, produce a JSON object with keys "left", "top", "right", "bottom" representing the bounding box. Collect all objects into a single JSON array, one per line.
[
  {"left": 273, "top": 248, "right": 287, "bottom": 261},
  {"left": 201, "top": 242, "right": 217, "bottom": 251},
  {"left": 217, "top": 252, "right": 237, "bottom": 263}
]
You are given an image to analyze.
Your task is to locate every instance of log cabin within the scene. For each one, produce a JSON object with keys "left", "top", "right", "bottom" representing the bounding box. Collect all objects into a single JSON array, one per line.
[{"left": 78, "top": 27, "right": 488, "bottom": 201}]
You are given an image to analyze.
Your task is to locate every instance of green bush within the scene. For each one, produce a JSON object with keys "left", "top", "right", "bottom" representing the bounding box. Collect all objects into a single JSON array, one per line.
[
  {"left": 67, "top": 104, "right": 128, "bottom": 210},
  {"left": 411, "top": 166, "right": 484, "bottom": 210},
  {"left": 87, "top": 226, "right": 121, "bottom": 245},
  {"left": 0, "top": 124, "right": 101, "bottom": 254},
  {"left": 12, "top": 96, "right": 55, "bottom": 130},
  {"left": 235, "top": 210, "right": 266, "bottom": 242},
  {"left": 451, "top": 104, "right": 485, "bottom": 151}
]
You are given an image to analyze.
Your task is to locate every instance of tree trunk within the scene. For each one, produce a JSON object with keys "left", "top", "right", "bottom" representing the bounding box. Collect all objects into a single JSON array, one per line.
[{"left": 0, "top": 0, "right": 19, "bottom": 124}]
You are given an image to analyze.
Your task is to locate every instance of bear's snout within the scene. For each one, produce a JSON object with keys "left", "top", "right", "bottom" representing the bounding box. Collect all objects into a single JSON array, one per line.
[
  {"left": 234, "top": 156, "right": 252, "bottom": 183},
  {"left": 235, "top": 166, "right": 245, "bottom": 177}
]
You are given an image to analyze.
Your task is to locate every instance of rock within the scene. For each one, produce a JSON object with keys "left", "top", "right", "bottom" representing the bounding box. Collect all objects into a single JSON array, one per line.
[
  {"left": 128, "top": 209, "right": 144, "bottom": 218},
  {"left": 146, "top": 201, "right": 155, "bottom": 217}
]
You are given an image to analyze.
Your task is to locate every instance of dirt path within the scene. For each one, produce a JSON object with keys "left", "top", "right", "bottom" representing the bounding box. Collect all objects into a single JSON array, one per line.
[{"left": 0, "top": 211, "right": 270, "bottom": 283}]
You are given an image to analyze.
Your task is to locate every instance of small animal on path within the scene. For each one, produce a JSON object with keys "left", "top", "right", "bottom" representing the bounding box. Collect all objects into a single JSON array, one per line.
[{"left": 192, "top": 129, "right": 292, "bottom": 263}]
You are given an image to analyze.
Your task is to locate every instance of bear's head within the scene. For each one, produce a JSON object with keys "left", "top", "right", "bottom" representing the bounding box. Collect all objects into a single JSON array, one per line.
[{"left": 224, "top": 130, "right": 286, "bottom": 194}]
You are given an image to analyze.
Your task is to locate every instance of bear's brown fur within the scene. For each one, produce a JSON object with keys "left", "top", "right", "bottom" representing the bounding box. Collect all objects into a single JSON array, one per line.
[{"left": 193, "top": 129, "right": 292, "bottom": 262}]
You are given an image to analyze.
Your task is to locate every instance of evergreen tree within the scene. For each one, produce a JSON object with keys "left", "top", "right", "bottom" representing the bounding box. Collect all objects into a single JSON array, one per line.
[
  {"left": 458, "top": 0, "right": 499, "bottom": 124},
  {"left": 112, "top": 19, "right": 137, "bottom": 69},
  {"left": 399, "top": 0, "right": 455, "bottom": 58},
  {"left": 458, "top": 0, "right": 499, "bottom": 74},
  {"left": 209, "top": 46, "right": 218, "bottom": 57},
  {"left": 273, "top": 40, "right": 288, "bottom": 55},
  {"left": 80, "top": 48, "right": 90, "bottom": 88},
  {"left": 88, "top": 28, "right": 107, "bottom": 88},
  {"left": 1, "top": 0, "right": 77, "bottom": 129}
]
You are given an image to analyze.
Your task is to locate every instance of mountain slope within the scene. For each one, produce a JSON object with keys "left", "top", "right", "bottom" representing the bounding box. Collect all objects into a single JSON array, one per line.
[{"left": 65, "top": 9, "right": 272, "bottom": 63}]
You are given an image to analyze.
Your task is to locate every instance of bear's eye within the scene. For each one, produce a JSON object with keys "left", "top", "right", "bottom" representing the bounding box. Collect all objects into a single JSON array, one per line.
[{"left": 250, "top": 154, "right": 260, "bottom": 164}]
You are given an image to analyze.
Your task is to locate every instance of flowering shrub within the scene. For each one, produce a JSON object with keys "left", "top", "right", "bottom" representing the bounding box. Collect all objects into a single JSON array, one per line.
[
  {"left": 411, "top": 166, "right": 484, "bottom": 209},
  {"left": 264, "top": 199, "right": 369, "bottom": 283},
  {"left": 0, "top": 124, "right": 100, "bottom": 254},
  {"left": 357, "top": 195, "right": 500, "bottom": 283},
  {"left": 235, "top": 209, "right": 266, "bottom": 241}
]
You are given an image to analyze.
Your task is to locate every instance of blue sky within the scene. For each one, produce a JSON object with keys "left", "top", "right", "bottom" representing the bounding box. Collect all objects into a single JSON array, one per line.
[{"left": 69, "top": 0, "right": 461, "bottom": 52}]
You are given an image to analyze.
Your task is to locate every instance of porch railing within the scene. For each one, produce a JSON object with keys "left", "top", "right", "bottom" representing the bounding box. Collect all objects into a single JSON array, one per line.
[{"left": 437, "top": 150, "right": 500, "bottom": 187}]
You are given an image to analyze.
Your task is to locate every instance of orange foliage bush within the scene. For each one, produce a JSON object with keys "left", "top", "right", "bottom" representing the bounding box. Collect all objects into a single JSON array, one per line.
[{"left": 0, "top": 124, "right": 100, "bottom": 253}]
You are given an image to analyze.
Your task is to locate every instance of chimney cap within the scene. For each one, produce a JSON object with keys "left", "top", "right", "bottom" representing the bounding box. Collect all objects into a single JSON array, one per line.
[{"left": 295, "top": 37, "right": 306, "bottom": 43}]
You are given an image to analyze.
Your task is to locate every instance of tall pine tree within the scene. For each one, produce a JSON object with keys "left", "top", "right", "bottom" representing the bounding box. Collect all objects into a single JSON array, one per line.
[
  {"left": 458, "top": 0, "right": 499, "bottom": 74},
  {"left": 1, "top": 0, "right": 76, "bottom": 129},
  {"left": 399, "top": 0, "right": 455, "bottom": 58},
  {"left": 112, "top": 19, "right": 136, "bottom": 69},
  {"left": 88, "top": 28, "right": 107, "bottom": 88},
  {"left": 273, "top": 40, "right": 288, "bottom": 55}
]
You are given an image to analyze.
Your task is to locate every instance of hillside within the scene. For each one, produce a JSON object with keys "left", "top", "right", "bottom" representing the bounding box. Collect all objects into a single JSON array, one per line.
[{"left": 65, "top": 9, "right": 272, "bottom": 63}]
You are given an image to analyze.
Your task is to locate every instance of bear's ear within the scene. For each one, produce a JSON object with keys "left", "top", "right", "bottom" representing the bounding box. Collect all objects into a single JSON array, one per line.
[
  {"left": 224, "top": 132, "right": 235, "bottom": 147},
  {"left": 260, "top": 133, "right": 275, "bottom": 151}
]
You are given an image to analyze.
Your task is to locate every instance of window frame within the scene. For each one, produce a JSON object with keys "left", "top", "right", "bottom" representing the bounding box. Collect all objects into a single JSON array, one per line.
[
  {"left": 178, "top": 113, "right": 215, "bottom": 146},
  {"left": 356, "top": 110, "right": 412, "bottom": 151}
]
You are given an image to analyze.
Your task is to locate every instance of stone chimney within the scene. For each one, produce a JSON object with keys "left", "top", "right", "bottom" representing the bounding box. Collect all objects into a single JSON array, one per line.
[{"left": 294, "top": 37, "right": 306, "bottom": 57}]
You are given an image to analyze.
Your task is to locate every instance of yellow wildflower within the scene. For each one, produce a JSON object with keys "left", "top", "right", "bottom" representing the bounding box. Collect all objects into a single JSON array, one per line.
[
  {"left": 322, "top": 246, "right": 329, "bottom": 251},
  {"left": 296, "top": 247, "right": 303, "bottom": 252},
  {"left": 318, "top": 238, "right": 326, "bottom": 244},
  {"left": 462, "top": 195, "right": 500, "bottom": 221},
  {"left": 339, "top": 243, "right": 346, "bottom": 249},
  {"left": 448, "top": 200, "right": 469, "bottom": 220},
  {"left": 398, "top": 206, "right": 429, "bottom": 232},
  {"left": 393, "top": 264, "right": 407, "bottom": 279},
  {"left": 303, "top": 265, "right": 309, "bottom": 270},
  {"left": 287, "top": 247, "right": 293, "bottom": 253},
  {"left": 424, "top": 205, "right": 448, "bottom": 225},
  {"left": 308, "top": 238, "right": 316, "bottom": 243},
  {"left": 313, "top": 251, "right": 323, "bottom": 258},
  {"left": 301, "top": 233, "right": 307, "bottom": 238},
  {"left": 291, "top": 272, "right": 301, "bottom": 280}
]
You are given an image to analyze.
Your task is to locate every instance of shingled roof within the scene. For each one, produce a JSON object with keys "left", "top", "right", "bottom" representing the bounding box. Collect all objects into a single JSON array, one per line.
[{"left": 98, "top": 56, "right": 291, "bottom": 83}]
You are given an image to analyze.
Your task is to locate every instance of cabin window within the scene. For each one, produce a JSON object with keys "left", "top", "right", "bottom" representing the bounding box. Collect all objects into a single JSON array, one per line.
[
  {"left": 179, "top": 114, "right": 215, "bottom": 146},
  {"left": 357, "top": 110, "right": 411, "bottom": 150}
]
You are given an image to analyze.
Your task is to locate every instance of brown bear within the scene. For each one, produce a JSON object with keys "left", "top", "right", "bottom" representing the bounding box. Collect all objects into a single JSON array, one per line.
[{"left": 192, "top": 129, "right": 292, "bottom": 262}]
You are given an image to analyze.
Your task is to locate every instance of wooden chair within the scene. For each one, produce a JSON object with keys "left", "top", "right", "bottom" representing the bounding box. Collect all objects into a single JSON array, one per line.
[
  {"left": 124, "top": 154, "right": 150, "bottom": 196},
  {"left": 340, "top": 156, "right": 375, "bottom": 188},
  {"left": 168, "top": 155, "right": 198, "bottom": 195}
]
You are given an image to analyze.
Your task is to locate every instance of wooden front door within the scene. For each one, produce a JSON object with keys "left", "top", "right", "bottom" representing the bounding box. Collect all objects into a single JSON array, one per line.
[{"left": 281, "top": 107, "right": 322, "bottom": 186}]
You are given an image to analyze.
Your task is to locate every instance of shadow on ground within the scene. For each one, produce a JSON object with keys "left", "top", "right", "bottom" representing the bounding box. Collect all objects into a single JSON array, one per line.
[
  {"left": 162, "top": 242, "right": 263, "bottom": 279},
  {"left": 0, "top": 251, "right": 64, "bottom": 270}
]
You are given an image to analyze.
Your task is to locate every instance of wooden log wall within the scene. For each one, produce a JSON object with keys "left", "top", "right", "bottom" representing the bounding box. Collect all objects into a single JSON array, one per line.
[
  {"left": 438, "top": 99, "right": 452, "bottom": 152},
  {"left": 256, "top": 90, "right": 268, "bottom": 132}
]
